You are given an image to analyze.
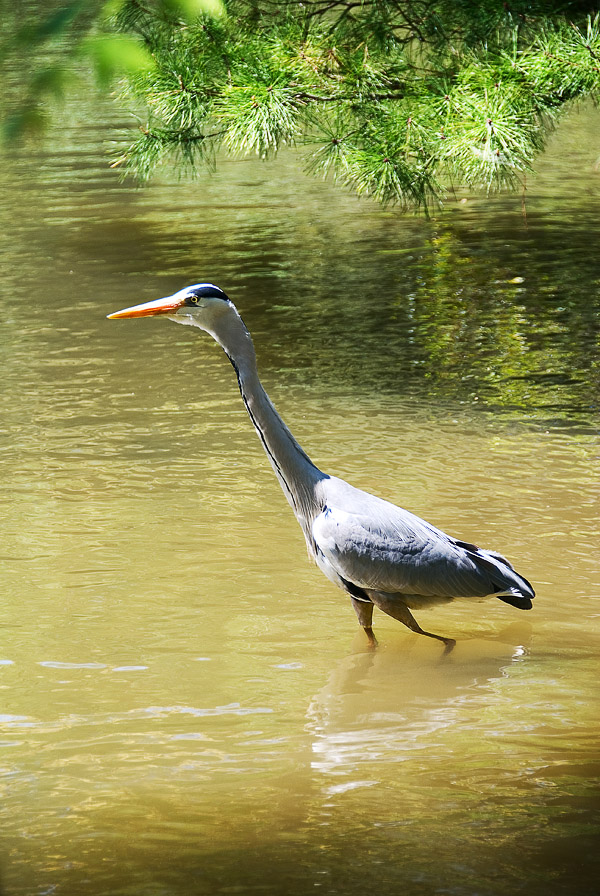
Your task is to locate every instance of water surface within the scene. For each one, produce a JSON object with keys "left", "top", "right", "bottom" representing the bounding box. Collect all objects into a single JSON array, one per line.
[{"left": 0, "top": 80, "right": 599, "bottom": 896}]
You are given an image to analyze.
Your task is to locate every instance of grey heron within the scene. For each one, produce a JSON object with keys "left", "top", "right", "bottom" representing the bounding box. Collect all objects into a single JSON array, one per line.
[{"left": 108, "top": 283, "right": 535, "bottom": 651}]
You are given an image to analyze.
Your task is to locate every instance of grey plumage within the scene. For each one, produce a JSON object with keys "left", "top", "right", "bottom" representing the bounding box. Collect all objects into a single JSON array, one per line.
[{"left": 108, "top": 284, "right": 535, "bottom": 650}]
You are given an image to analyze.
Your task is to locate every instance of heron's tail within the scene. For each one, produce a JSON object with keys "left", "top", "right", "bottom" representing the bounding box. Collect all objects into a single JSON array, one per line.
[
  {"left": 496, "top": 591, "right": 534, "bottom": 610},
  {"left": 478, "top": 548, "right": 535, "bottom": 609},
  {"left": 454, "top": 541, "right": 535, "bottom": 609}
]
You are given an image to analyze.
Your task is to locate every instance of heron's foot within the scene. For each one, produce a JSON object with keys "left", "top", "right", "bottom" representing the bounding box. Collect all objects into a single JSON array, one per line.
[
  {"left": 420, "top": 630, "right": 456, "bottom": 655},
  {"left": 441, "top": 637, "right": 456, "bottom": 656},
  {"left": 363, "top": 626, "right": 378, "bottom": 649},
  {"left": 367, "top": 593, "right": 456, "bottom": 654}
]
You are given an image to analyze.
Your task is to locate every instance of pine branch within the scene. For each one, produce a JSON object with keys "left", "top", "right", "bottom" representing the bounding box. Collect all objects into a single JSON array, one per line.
[{"left": 98, "top": 2, "right": 600, "bottom": 207}]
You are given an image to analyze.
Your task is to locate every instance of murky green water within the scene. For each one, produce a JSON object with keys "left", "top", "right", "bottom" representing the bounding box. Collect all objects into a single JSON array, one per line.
[{"left": 0, "top": 64, "right": 599, "bottom": 896}]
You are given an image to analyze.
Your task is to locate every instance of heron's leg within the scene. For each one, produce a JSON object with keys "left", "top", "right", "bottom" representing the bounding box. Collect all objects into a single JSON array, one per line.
[
  {"left": 350, "top": 597, "right": 377, "bottom": 648},
  {"left": 369, "top": 593, "right": 455, "bottom": 653}
]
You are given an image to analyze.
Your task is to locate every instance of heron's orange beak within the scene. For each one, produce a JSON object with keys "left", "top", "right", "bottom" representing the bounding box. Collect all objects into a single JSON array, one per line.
[{"left": 107, "top": 295, "right": 186, "bottom": 319}]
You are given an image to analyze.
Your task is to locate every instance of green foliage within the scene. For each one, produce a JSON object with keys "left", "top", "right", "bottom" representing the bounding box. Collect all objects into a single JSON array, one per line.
[
  {"left": 107, "top": 1, "right": 600, "bottom": 208},
  {"left": 2, "top": 1, "right": 599, "bottom": 208}
]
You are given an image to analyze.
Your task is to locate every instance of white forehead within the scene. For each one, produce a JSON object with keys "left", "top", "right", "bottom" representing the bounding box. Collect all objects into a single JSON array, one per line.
[{"left": 170, "top": 283, "right": 222, "bottom": 301}]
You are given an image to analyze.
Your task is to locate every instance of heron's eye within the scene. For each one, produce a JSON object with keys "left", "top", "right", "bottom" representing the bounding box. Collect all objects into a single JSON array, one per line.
[{"left": 188, "top": 294, "right": 200, "bottom": 305}]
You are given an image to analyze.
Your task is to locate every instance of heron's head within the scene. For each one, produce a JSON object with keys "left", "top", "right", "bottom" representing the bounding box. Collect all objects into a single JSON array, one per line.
[{"left": 107, "top": 283, "right": 234, "bottom": 331}]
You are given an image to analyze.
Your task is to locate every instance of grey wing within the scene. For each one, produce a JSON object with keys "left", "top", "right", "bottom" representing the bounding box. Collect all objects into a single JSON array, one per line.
[{"left": 312, "top": 486, "right": 534, "bottom": 602}]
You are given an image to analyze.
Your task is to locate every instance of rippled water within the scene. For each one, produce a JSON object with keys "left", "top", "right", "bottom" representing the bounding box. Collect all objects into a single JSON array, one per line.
[{"left": 0, "top": 73, "right": 599, "bottom": 896}]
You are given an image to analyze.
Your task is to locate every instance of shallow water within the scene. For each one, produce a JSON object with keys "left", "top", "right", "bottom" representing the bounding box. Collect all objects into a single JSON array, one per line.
[{"left": 0, "top": 71, "right": 599, "bottom": 896}]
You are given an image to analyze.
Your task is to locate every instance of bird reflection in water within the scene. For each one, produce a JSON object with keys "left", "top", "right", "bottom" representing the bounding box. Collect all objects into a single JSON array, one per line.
[{"left": 306, "top": 621, "right": 533, "bottom": 787}]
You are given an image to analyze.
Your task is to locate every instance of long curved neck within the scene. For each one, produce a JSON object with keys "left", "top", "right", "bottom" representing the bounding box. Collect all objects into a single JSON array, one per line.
[{"left": 208, "top": 307, "right": 327, "bottom": 535}]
